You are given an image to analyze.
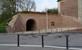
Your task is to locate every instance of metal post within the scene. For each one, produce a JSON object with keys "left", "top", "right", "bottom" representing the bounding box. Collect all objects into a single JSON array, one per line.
[
  {"left": 17, "top": 34, "right": 20, "bottom": 47},
  {"left": 41, "top": 35, "right": 44, "bottom": 48},
  {"left": 66, "top": 35, "right": 69, "bottom": 50}
]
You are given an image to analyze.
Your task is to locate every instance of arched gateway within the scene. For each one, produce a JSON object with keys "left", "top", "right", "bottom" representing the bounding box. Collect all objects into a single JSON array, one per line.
[
  {"left": 7, "top": 0, "right": 82, "bottom": 32},
  {"left": 26, "top": 19, "right": 36, "bottom": 31}
]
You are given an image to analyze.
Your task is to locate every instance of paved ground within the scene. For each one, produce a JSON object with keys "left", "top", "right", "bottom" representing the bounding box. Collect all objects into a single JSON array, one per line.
[
  {"left": 0, "top": 33, "right": 82, "bottom": 50},
  {"left": 0, "top": 46, "right": 75, "bottom": 50}
]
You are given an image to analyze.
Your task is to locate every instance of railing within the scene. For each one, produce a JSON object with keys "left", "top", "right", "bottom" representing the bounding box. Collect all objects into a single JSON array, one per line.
[{"left": 0, "top": 32, "right": 82, "bottom": 50}]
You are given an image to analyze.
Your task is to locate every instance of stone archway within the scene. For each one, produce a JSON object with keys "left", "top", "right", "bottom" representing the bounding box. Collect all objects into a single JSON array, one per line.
[{"left": 26, "top": 19, "right": 36, "bottom": 31}]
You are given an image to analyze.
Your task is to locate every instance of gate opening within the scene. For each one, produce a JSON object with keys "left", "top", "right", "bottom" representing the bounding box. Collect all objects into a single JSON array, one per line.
[{"left": 26, "top": 19, "right": 36, "bottom": 31}]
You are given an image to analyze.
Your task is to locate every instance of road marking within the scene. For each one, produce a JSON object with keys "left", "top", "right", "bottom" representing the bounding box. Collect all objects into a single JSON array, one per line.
[
  {"left": 0, "top": 44, "right": 17, "bottom": 46},
  {"left": 45, "top": 46, "right": 82, "bottom": 50},
  {"left": 0, "top": 44, "right": 82, "bottom": 50}
]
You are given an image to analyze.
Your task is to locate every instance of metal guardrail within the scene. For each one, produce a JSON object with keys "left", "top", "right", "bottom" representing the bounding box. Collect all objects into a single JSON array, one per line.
[
  {"left": 16, "top": 34, "right": 69, "bottom": 50},
  {"left": 0, "top": 32, "right": 82, "bottom": 50},
  {"left": 13, "top": 32, "right": 82, "bottom": 50}
]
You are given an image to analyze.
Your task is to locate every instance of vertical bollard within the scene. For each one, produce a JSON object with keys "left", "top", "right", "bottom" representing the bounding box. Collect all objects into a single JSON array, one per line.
[
  {"left": 17, "top": 34, "right": 20, "bottom": 47},
  {"left": 66, "top": 35, "right": 69, "bottom": 50},
  {"left": 41, "top": 35, "right": 44, "bottom": 48}
]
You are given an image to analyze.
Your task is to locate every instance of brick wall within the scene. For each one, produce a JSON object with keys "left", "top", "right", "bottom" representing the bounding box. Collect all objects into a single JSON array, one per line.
[
  {"left": 7, "top": 12, "right": 82, "bottom": 32},
  {"left": 17, "top": 12, "right": 62, "bottom": 31},
  {"left": 60, "top": 0, "right": 78, "bottom": 18}
]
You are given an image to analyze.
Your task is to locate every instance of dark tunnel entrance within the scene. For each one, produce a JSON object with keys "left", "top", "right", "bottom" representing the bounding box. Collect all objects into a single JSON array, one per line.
[{"left": 26, "top": 19, "right": 36, "bottom": 31}]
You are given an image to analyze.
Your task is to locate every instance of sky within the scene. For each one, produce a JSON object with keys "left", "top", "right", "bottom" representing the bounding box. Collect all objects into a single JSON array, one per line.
[{"left": 34, "top": 0, "right": 58, "bottom": 12}]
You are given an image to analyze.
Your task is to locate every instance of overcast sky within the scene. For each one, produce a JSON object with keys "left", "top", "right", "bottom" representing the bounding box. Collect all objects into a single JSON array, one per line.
[{"left": 34, "top": 0, "right": 58, "bottom": 12}]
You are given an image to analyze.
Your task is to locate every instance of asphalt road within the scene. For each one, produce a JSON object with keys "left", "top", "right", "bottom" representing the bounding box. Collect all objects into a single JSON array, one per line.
[
  {"left": 0, "top": 33, "right": 82, "bottom": 50},
  {"left": 0, "top": 46, "right": 75, "bottom": 50}
]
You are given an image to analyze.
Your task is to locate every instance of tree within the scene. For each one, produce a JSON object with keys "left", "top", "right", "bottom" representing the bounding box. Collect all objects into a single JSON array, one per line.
[
  {"left": 0, "top": 0, "right": 3, "bottom": 15},
  {"left": 0, "top": 0, "right": 16, "bottom": 23},
  {"left": 0, "top": 0, "right": 16, "bottom": 33},
  {"left": 16, "top": 0, "right": 36, "bottom": 11},
  {"left": 47, "top": 8, "right": 58, "bottom": 14}
]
